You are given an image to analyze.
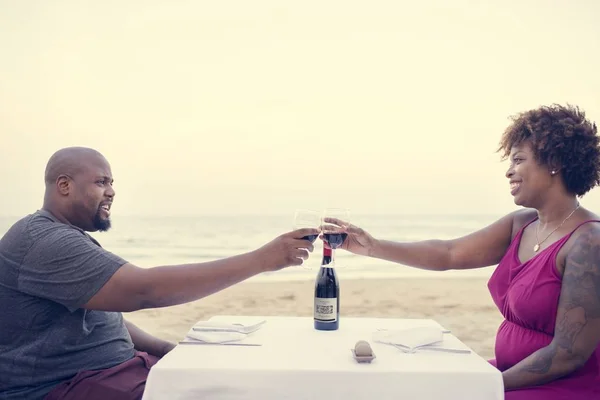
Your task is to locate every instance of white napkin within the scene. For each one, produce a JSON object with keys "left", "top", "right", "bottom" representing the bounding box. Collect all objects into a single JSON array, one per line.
[
  {"left": 181, "top": 320, "right": 266, "bottom": 345},
  {"left": 373, "top": 326, "right": 444, "bottom": 350}
]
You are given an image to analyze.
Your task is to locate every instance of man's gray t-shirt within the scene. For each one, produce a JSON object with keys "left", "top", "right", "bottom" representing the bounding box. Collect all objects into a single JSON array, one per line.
[{"left": 0, "top": 210, "right": 135, "bottom": 399}]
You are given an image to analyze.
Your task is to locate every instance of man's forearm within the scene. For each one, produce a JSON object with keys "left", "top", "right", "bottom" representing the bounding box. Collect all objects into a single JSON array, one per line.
[
  {"left": 124, "top": 319, "right": 175, "bottom": 358},
  {"left": 141, "top": 250, "right": 268, "bottom": 309},
  {"left": 502, "top": 343, "right": 584, "bottom": 391}
]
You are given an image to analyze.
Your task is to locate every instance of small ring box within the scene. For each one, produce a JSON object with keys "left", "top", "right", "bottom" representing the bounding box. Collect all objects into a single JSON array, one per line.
[{"left": 352, "top": 340, "right": 376, "bottom": 363}]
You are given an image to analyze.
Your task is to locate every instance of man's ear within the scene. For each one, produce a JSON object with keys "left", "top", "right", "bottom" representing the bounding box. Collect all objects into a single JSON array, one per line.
[{"left": 56, "top": 175, "right": 71, "bottom": 195}]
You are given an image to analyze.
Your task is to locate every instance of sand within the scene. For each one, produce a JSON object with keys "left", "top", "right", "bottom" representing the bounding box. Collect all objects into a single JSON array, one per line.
[{"left": 123, "top": 277, "right": 503, "bottom": 360}]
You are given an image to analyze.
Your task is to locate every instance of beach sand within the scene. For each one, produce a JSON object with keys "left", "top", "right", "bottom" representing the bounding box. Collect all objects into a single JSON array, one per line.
[{"left": 123, "top": 277, "right": 502, "bottom": 360}]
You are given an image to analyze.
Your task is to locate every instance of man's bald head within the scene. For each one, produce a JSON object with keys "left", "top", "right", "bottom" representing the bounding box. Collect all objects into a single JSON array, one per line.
[
  {"left": 44, "top": 147, "right": 107, "bottom": 186},
  {"left": 42, "top": 147, "right": 115, "bottom": 232}
]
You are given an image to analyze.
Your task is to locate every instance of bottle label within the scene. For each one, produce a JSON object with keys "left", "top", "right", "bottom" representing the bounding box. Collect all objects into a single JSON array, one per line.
[{"left": 314, "top": 297, "right": 337, "bottom": 322}]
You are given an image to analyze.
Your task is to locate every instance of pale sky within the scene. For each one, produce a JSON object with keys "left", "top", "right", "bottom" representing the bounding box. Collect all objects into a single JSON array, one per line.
[{"left": 1, "top": 0, "right": 599, "bottom": 217}]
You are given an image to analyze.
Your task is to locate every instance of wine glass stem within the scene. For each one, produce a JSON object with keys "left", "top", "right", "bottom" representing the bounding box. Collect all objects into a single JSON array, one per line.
[{"left": 331, "top": 249, "right": 336, "bottom": 267}]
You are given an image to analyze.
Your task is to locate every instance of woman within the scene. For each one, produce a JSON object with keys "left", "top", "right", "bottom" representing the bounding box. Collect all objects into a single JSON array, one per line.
[{"left": 326, "top": 104, "right": 600, "bottom": 398}]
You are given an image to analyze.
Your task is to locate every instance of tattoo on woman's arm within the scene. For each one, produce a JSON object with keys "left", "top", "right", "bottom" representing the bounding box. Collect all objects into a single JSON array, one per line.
[{"left": 523, "top": 228, "right": 600, "bottom": 375}]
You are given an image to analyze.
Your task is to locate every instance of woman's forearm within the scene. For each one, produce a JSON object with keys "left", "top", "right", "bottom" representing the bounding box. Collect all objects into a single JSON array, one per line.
[
  {"left": 502, "top": 343, "right": 585, "bottom": 391},
  {"left": 370, "top": 239, "right": 453, "bottom": 271}
]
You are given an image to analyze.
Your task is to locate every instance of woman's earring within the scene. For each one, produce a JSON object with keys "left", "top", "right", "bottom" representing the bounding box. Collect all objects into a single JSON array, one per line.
[{"left": 551, "top": 170, "right": 556, "bottom": 175}]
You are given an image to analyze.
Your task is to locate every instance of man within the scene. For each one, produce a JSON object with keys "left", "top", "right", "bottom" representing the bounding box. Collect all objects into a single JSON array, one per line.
[{"left": 0, "top": 147, "right": 318, "bottom": 400}]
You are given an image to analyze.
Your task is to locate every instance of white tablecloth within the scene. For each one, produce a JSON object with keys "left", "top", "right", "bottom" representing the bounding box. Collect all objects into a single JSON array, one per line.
[{"left": 143, "top": 315, "right": 504, "bottom": 400}]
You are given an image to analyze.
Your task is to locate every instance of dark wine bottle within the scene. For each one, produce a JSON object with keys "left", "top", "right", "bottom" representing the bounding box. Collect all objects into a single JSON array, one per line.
[{"left": 314, "top": 245, "right": 340, "bottom": 330}]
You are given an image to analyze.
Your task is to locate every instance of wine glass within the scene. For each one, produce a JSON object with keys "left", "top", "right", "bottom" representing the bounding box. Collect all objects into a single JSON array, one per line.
[
  {"left": 321, "top": 208, "right": 351, "bottom": 266},
  {"left": 293, "top": 209, "right": 322, "bottom": 269},
  {"left": 294, "top": 209, "right": 321, "bottom": 243}
]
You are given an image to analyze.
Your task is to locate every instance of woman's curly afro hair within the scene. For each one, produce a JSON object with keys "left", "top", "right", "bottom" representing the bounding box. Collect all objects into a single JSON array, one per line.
[{"left": 498, "top": 104, "right": 600, "bottom": 196}]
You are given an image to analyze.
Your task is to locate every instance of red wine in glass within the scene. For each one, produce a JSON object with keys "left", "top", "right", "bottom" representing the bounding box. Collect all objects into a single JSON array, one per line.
[
  {"left": 322, "top": 208, "right": 351, "bottom": 249},
  {"left": 323, "top": 233, "right": 347, "bottom": 249},
  {"left": 302, "top": 234, "right": 319, "bottom": 243},
  {"left": 293, "top": 209, "right": 321, "bottom": 269}
]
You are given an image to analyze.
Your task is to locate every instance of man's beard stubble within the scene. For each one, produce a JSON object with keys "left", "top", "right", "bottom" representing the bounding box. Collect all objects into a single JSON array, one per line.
[{"left": 93, "top": 209, "right": 111, "bottom": 232}]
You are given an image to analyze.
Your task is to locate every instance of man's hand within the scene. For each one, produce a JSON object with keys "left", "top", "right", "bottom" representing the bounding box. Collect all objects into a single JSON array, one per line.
[
  {"left": 125, "top": 320, "right": 176, "bottom": 358},
  {"left": 255, "top": 228, "right": 319, "bottom": 271},
  {"left": 160, "top": 341, "right": 176, "bottom": 357}
]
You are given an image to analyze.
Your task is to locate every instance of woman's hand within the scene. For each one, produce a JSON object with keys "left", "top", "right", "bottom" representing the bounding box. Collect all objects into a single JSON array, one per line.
[{"left": 321, "top": 217, "right": 378, "bottom": 257}]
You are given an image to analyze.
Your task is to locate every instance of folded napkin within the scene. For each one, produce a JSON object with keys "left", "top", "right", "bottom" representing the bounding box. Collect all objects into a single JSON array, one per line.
[
  {"left": 372, "top": 326, "right": 444, "bottom": 351},
  {"left": 181, "top": 320, "right": 266, "bottom": 345}
]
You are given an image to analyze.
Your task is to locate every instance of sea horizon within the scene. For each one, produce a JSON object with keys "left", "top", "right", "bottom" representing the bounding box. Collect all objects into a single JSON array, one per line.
[{"left": 0, "top": 212, "right": 503, "bottom": 282}]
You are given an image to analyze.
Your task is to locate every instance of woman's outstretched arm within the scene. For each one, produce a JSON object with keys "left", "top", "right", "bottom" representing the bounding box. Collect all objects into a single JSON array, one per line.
[{"left": 324, "top": 210, "right": 529, "bottom": 271}]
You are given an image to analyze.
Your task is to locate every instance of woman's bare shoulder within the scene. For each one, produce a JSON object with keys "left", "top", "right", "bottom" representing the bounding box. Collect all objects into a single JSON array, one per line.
[
  {"left": 562, "top": 209, "right": 600, "bottom": 256},
  {"left": 509, "top": 208, "right": 538, "bottom": 240},
  {"left": 564, "top": 217, "right": 600, "bottom": 268},
  {"left": 571, "top": 210, "right": 600, "bottom": 238}
]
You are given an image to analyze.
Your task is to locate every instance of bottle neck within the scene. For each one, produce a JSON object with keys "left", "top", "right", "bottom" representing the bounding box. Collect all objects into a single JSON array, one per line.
[{"left": 321, "top": 246, "right": 334, "bottom": 268}]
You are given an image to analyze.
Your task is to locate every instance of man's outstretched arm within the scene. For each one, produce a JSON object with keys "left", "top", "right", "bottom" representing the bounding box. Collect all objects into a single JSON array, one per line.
[{"left": 83, "top": 227, "right": 318, "bottom": 312}]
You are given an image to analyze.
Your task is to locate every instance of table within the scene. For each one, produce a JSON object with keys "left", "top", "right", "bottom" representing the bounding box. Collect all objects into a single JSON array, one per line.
[{"left": 142, "top": 315, "right": 504, "bottom": 400}]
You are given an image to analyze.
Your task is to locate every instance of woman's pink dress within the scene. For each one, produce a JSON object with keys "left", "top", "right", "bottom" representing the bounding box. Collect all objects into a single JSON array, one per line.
[{"left": 487, "top": 218, "right": 600, "bottom": 399}]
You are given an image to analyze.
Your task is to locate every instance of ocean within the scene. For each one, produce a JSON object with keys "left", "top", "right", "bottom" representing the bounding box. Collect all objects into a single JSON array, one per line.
[{"left": 0, "top": 213, "right": 503, "bottom": 283}]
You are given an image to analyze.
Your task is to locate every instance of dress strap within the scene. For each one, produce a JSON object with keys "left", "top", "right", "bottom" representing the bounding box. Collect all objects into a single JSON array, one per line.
[
  {"left": 514, "top": 216, "right": 538, "bottom": 239},
  {"left": 563, "top": 219, "right": 600, "bottom": 239},
  {"left": 544, "top": 219, "right": 600, "bottom": 262}
]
